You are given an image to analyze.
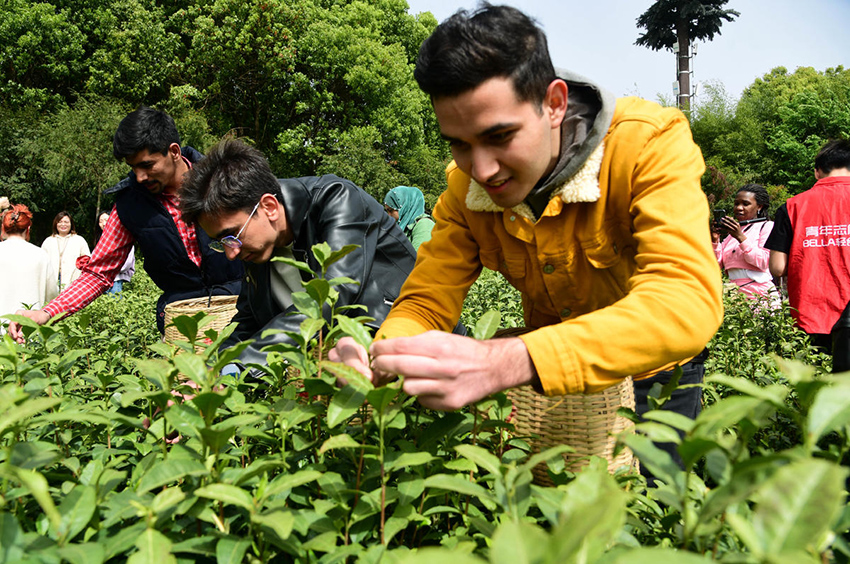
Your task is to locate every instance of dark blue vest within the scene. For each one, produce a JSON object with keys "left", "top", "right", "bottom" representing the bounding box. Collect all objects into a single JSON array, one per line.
[{"left": 109, "top": 147, "right": 243, "bottom": 332}]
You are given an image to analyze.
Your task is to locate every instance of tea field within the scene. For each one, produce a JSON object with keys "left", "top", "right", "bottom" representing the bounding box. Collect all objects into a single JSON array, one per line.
[{"left": 1, "top": 256, "right": 848, "bottom": 564}]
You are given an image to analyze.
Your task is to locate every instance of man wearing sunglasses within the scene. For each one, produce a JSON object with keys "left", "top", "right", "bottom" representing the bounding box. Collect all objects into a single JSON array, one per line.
[
  {"left": 179, "top": 139, "right": 418, "bottom": 367},
  {"left": 8, "top": 107, "right": 243, "bottom": 341}
]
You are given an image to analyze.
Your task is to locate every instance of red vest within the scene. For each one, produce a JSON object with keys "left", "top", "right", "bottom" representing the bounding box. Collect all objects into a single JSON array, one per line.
[{"left": 786, "top": 176, "right": 850, "bottom": 334}]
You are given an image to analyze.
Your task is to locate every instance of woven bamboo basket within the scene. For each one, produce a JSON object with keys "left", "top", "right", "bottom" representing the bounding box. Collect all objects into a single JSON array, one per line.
[
  {"left": 163, "top": 295, "right": 239, "bottom": 346},
  {"left": 507, "top": 378, "right": 637, "bottom": 485},
  {"left": 495, "top": 328, "right": 637, "bottom": 485}
]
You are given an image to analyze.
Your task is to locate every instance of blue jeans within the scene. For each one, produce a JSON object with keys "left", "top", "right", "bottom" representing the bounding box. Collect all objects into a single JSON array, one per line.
[
  {"left": 633, "top": 357, "right": 705, "bottom": 476},
  {"left": 108, "top": 280, "right": 124, "bottom": 294}
]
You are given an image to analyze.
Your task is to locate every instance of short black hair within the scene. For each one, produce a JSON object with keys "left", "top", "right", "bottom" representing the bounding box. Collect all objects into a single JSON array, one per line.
[
  {"left": 414, "top": 4, "right": 556, "bottom": 107},
  {"left": 113, "top": 107, "right": 181, "bottom": 161},
  {"left": 180, "top": 139, "right": 281, "bottom": 225},
  {"left": 815, "top": 139, "right": 850, "bottom": 175},
  {"left": 737, "top": 184, "right": 770, "bottom": 218}
]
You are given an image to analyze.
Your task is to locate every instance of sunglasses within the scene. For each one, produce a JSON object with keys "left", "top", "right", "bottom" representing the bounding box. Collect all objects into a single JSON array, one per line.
[{"left": 209, "top": 201, "right": 261, "bottom": 253}]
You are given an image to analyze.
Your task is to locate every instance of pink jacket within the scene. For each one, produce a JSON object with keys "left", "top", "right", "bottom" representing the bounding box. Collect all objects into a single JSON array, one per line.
[{"left": 713, "top": 220, "right": 777, "bottom": 300}]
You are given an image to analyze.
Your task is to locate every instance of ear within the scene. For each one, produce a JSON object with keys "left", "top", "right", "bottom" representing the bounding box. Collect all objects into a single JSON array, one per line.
[
  {"left": 543, "top": 79, "right": 569, "bottom": 129},
  {"left": 260, "top": 193, "right": 281, "bottom": 221},
  {"left": 167, "top": 143, "right": 182, "bottom": 161},
  {"left": 814, "top": 168, "right": 824, "bottom": 180}
]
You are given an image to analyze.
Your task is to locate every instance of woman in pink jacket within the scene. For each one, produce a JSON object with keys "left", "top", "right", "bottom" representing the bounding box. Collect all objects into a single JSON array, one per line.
[{"left": 712, "top": 184, "right": 779, "bottom": 306}]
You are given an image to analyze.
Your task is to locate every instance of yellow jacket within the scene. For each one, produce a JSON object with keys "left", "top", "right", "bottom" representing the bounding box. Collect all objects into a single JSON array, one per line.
[{"left": 377, "top": 97, "right": 723, "bottom": 395}]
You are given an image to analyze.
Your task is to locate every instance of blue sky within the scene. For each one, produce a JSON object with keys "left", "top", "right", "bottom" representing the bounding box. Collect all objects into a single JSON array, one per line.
[{"left": 405, "top": 0, "right": 850, "bottom": 103}]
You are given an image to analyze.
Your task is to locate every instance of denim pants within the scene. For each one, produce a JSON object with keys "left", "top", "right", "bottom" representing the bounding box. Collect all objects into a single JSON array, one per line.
[{"left": 633, "top": 357, "right": 705, "bottom": 476}]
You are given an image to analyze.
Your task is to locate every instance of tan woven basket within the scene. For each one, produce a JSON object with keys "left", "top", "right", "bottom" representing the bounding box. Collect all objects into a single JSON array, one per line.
[
  {"left": 507, "top": 378, "right": 637, "bottom": 485},
  {"left": 163, "top": 295, "right": 239, "bottom": 346},
  {"left": 495, "top": 327, "right": 637, "bottom": 485}
]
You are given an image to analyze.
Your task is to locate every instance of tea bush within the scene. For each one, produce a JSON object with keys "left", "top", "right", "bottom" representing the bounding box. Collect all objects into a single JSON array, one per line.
[{"left": 1, "top": 248, "right": 849, "bottom": 563}]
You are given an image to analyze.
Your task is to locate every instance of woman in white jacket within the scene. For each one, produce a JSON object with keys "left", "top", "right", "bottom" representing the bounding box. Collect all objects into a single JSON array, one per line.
[
  {"left": 0, "top": 204, "right": 59, "bottom": 332},
  {"left": 41, "top": 211, "right": 90, "bottom": 288}
]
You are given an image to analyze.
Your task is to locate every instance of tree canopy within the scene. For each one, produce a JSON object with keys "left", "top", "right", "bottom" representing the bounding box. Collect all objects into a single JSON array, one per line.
[
  {"left": 0, "top": 0, "right": 446, "bottom": 239},
  {"left": 691, "top": 66, "right": 850, "bottom": 211}
]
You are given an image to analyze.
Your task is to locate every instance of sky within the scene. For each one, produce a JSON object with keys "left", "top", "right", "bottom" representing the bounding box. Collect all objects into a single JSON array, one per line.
[{"left": 404, "top": 0, "right": 850, "bottom": 103}]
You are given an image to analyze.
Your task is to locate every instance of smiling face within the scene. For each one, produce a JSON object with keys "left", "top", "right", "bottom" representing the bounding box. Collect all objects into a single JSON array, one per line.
[
  {"left": 56, "top": 215, "right": 72, "bottom": 236},
  {"left": 99, "top": 213, "right": 109, "bottom": 230},
  {"left": 197, "top": 194, "right": 292, "bottom": 264},
  {"left": 733, "top": 191, "right": 761, "bottom": 222},
  {"left": 124, "top": 145, "right": 186, "bottom": 195},
  {"left": 432, "top": 76, "right": 567, "bottom": 209}
]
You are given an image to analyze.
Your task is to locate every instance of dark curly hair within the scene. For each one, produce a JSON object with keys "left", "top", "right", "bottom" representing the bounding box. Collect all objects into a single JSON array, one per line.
[{"left": 738, "top": 184, "right": 770, "bottom": 219}]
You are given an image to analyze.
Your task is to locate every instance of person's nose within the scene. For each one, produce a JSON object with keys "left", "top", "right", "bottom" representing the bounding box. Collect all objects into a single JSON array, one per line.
[
  {"left": 135, "top": 168, "right": 148, "bottom": 183},
  {"left": 469, "top": 146, "right": 499, "bottom": 184},
  {"left": 224, "top": 245, "right": 240, "bottom": 261}
]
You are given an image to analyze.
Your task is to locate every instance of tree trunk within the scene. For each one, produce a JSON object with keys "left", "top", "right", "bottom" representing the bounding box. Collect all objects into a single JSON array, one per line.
[{"left": 676, "top": 17, "right": 691, "bottom": 113}]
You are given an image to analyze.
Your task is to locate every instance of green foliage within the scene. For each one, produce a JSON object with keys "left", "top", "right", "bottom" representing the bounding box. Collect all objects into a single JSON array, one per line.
[
  {"left": 460, "top": 269, "right": 524, "bottom": 333},
  {"left": 635, "top": 0, "right": 739, "bottom": 52},
  {"left": 693, "top": 66, "right": 850, "bottom": 195},
  {"left": 2, "top": 249, "right": 850, "bottom": 562}
]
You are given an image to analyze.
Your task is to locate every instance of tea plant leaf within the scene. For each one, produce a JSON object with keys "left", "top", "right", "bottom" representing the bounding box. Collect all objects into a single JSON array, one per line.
[
  {"left": 490, "top": 520, "right": 548, "bottom": 564},
  {"left": 252, "top": 510, "right": 295, "bottom": 541},
  {"left": 0, "top": 511, "right": 25, "bottom": 563},
  {"left": 12, "top": 468, "right": 61, "bottom": 531},
  {"left": 173, "top": 354, "right": 209, "bottom": 388},
  {"left": 472, "top": 310, "right": 501, "bottom": 341},
  {"left": 128, "top": 528, "right": 176, "bottom": 564},
  {"left": 751, "top": 458, "right": 847, "bottom": 555},
  {"left": 194, "top": 484, "right": 255, "bottom": 512},
  {"left": 292, "top": 292, "right": 322, "bottom": 319},
  {"left": 54, "top": 484, "right": 96, "bottom": 542},
  {"left": 544, "top": 460, "right": 628, "bottom": 562},
  {"left": 455, "top": 444, "right": 502, "bottom": 476},
  {"left": 517, "top": 444, "right": 574, "bottom": 477},
  {"left": 319, "top": 361, "right": 374, "bottom": 392},
  {"left": 136, "top": 459, "right": 208, "bottom": 493},
  {"left": 393, "top": 547, "right": 485, "bottom": 564},
  {"left": 271, "top": 254, "right": 313, "bottom": 274},
  {"left": 103, "top": 522, "right": 147, "bottom": 560},
  {"left": 264, "top": 470, "right": 324, "bottom": 499},
  {"left": 367, "top": 385, "right": 399, "bottom": 414},
  {"left": 600, "top": 547, "right": 715, "bottom": 563},
  {"left": 215, "top": 536, "right": 251, "bottom": 564},
  {"left": 56, "top": 349, "right": 91, "bottom": 375},
  {"left": 327, "top": 384, "right": 368, "bottom": 428},
  {"left": 324, "top": 244, "right": 359, "bottom": 269},
  {"left": 619, "top": 434, "right": 681, "bottom": 489},
  {"left": 387, "top": 452, "right": 436, "bottom": 471},
  {"left": 134, "top": 358, "right": 175, "bottom": 390},
  {"left": 706, "top": 375, "right": 788, "bottom": 406},
  {"left": 56, "top": 542, "right": 106, "bottom": 564},
  {"left": 151, "top": 488, "right": 186, "bottom": 516},
  {"left": 335, "top": 315, "right": 374, "bottom": 352},
  {"left": 423, "top": 474, "right": 496, "bottom": 508},
  {"left": 319, "top": 433, "right": 362, "bottom": 454},
  {"left": 806, "top": 379, "right": 850, "bottom": 444},
  {"left": 305, "top": 278, "right": 331, "bottom": 308},
  {"left": 191, "top": 391, "right": 230, "bottom": 426},
  {"left": 0, "top": 397, "right": 61, "bottom": 437},
  {"left": 164, "top": 404, "right": 204, "bottom": 441}
]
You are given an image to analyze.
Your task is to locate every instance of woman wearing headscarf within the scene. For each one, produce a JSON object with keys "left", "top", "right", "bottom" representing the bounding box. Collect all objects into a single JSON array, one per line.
[
  {"left": 0, "top": 205, "right": 59, "bottom": 332},
  {"left": 383, "top": 186, "right": 435, "bottom": 251}
]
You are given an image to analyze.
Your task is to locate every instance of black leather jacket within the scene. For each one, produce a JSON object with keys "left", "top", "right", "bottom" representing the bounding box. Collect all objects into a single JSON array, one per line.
[{"left": 223, "top": 175, "right": 417, "bottom": 366}]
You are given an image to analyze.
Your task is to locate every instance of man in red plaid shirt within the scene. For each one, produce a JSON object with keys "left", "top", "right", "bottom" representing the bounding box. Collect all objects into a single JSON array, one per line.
[{"left": 9, "top": 107, "right": 243, "bottom": 342}]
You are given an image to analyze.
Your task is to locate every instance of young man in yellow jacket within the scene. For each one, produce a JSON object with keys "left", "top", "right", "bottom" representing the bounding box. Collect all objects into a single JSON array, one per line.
[{"left": 331, "top": 5, "right": 722, "bottom": 465}]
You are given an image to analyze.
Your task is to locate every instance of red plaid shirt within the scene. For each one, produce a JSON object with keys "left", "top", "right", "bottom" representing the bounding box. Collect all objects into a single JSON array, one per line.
[{"left": 44, "top": 169, "right": 202, "bottom": 318}]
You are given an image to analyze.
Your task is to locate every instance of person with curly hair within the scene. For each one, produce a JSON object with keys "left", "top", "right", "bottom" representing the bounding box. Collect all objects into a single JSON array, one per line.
[{"left": 712, "top": 184, "right": 779, "bottom": 306}]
